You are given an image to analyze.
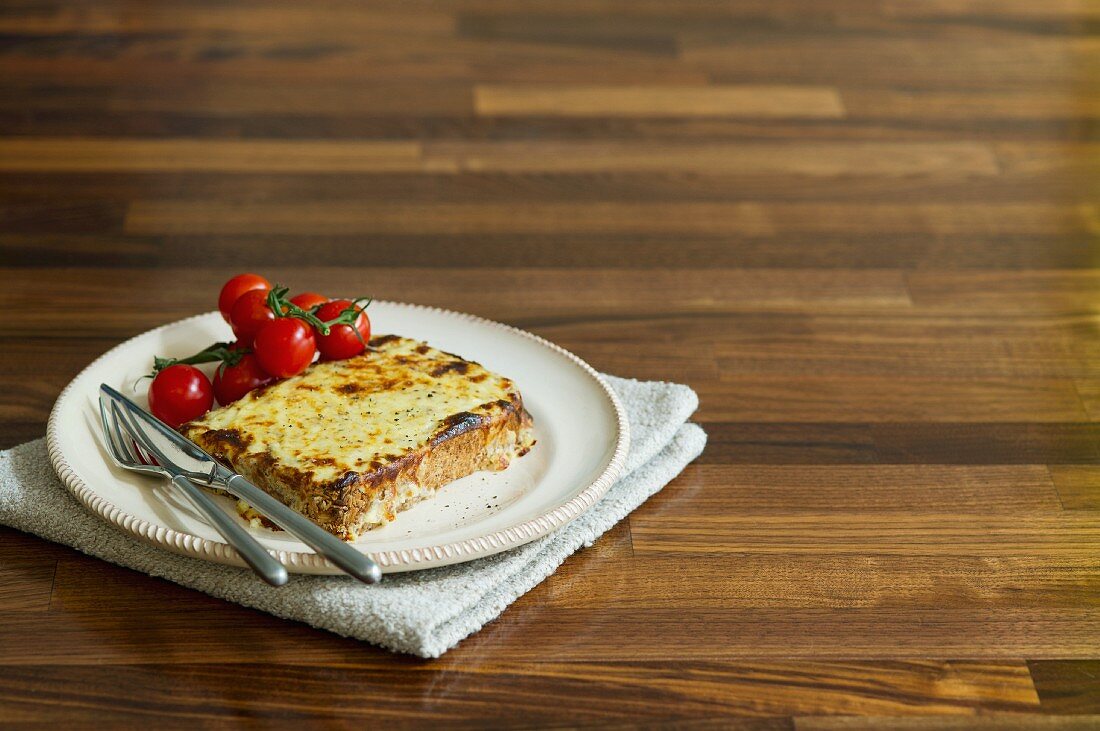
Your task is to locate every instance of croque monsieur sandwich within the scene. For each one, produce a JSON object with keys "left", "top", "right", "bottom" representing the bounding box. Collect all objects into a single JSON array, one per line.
[{"left": 180, "top": 335, "right": 535, "bottom": 540}]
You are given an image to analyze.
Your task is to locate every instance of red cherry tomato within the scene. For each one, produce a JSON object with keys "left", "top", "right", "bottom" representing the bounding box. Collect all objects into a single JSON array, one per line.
[
  {"left": 229, "top": 289, "right": 276, "bottom": 346},
  {"left": 253, "top": 318, "right": 316, "bottom": 378},
  {"left": 218, "top": 273, "right": 271, "bottom": 324},
  {"left": 314, "top": 299, "right": 371, "bottom": 361},
  {"left": 213, "top": 353, "right": 274, "bottom": 405},
  {"left": 289, "top": 292, "right": 328, "bottom": 310},
  {"left": 148, "top": 364, "right": 214, "bottom": 428}
]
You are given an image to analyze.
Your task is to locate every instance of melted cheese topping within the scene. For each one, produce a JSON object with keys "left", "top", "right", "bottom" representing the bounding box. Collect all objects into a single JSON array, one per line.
[{"left": 189, "top": 336, "right": 517, "bottom": 483}]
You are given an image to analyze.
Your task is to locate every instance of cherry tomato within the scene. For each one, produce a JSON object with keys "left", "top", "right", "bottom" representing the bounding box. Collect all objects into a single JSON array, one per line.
[
  {"left": 229, "top": 289, "right": 276, "bottom": 346},
  {"left": 253, "top": 318, "right": 316, "bottom": 378},
  {"left": 314, "top": 299, "right": 371, "bottom": 361},
  {"left": 289, "top": 292, "right": 328, "bottom": 311},
  {"left": 148, "top": 364, "right": 214, "bottom": 428},
  {"left": 213, "top": 353, "right": 274, "bottom": 405},
  {"left": 218, "top": 273, "right": 271, "bottom": 324}
]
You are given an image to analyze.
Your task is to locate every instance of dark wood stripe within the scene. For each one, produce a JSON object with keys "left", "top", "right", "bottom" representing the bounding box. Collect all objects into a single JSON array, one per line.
[
  {"left": 3, "top": 234, "right": 1096, "bottom": 269},
  {"left": 1029, "top": 660, "right": 1100, "bottom": 714},
  {"left": 0, "top": 110, "right": 1093, "bottom": 140}
]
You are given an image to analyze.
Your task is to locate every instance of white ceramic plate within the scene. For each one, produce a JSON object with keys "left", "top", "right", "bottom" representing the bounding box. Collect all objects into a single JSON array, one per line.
[{"left": 47, "top": 303, "right": 628, "bottom": 574}]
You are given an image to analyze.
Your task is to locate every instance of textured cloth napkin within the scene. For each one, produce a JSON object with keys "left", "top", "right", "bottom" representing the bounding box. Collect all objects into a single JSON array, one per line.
[{"left": 0, "top": 375, "right": 704, "bottom": 658}]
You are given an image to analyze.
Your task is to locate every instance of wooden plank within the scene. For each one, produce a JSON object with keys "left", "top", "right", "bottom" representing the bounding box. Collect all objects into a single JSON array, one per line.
[
  {"left": 2, "top": 170, "right": 1088, "bottom": 207},
  {"left": 0, "top": 530, "right": 57, "bottom": 612},
  {"left": 0, "top": 55, "right": 476, "bottom": 86},
  {"left": 698, "top": 377, "right": 1087, "bottom": 422},
  {"left": 0, "top": 139, "right": 424, "bottom": 173},
  {"left": 991, "top": 143, "right": 1100, "bottom": 176},
  {"left": 0, "top": 82, "right": 474, "bottom": 116},
  {"left": 1071, "top": 379, "right": 1100, "bottom": 421},
  {"left": 0, "top": 422, "right": 47, "bottom": 451},
  {"left": 539, "top": 311, "right": 1100, "bottom": 347},
  {"left": 9, "top": 597, "right": 1096, "bottom": 664},
  {"left": 906, "top": 271, "right": 1100, "bottom": 313},
  {"left": 0, "top": 662, "right": 1038, "bottom": 726},
  {"left": 474, "top": 84, "right": 845, "bottom": 118},
  {"left": 0, "top": 379, "right": 75, "bottom": 425},
  {"left": 0, "top": 140, "right": 1008, "bottom": 179},
  {"left": 682, "top": 37, "right": 1099, "bottom": 89},
  {"left": 45, "top": 556, "right": 255, "bottom": 617},
  {"left": 640, "top": 465, "right": 1064, "bottom": 515},
  {"left": 7, "top": 549, "right": 1094, "bottom": 664},
  {"left": 455, "top": 11, "right": 679, "bottom": 56},
  {"left": 545, "top": 554, "right": 1099, "bottom": 611},
  {"left": 843, "top": 89, "right": 1100, "bottom": 121},
  {"left": 124, "top": 201, "right": 775, "bottom": 235},
  {"left": 0, "top": 201, "right": 124, "bottom": 234},
  {"left": 12, "top": 232, "right": 1095, "bottom": 269},
  {"left": 0, "top": 102, "right": 1086, "bottom": 140},
  {"left": 1029, "top": 660, "right": 1100, "bottom": 714},
  {"left": 478, "top": 420, "right": 1100, "bottom": 466},
  {"left": 630, "top": 514, "right": 1100, "bottom": 557},
  {"left": 0, "top": 5, "right": 456, "bottom": 35},
  {"left": 548, "top": 340, "right": 720, "bottom": 383},
  {"left": 797, "top": 714, "right": 1100, "bottom": 730},
  {"left": 453, "top": 607, "right": 1100, "bottom": 660},
  {"left": 454, "top": 1, "right": 885, "bottom": 23},
  {"left": 0, "top": 55, "right": 706, "bottom": 87},
  {"left": 696, "top": 423, "right": 878, "bottom": 465},
  {"left": 881, "top": 0, "right": 1099, "bottom": 20},
  {"left": 421, "top": 141, "right": 1000, "bottom": 176},
  {"left": 869, "top": 423, "right": 1100, "bottom": 465},
  {"left": 716, "top": 334, "right": 1100, "bottom": 378},
  {"left": 763, "top": 205, "right": 1093, "bottom": 236},
  {"left": 1048, "top": 466, "right": 1100, "bottom": 510},
  {"left": 1085, "top": 205, "right": 1100, "bottom": 235}
]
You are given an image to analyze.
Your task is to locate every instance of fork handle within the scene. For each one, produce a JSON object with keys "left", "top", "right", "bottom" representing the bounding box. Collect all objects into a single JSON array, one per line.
[
  {"left": 224, "top": 475, "right": 383, "bottom": 584},
  {"left": 170, "top": 475, "right": 289, "bottom": 587}
]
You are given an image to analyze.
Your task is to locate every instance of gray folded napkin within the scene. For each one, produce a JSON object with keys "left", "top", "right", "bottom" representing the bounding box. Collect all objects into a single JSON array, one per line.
[{"left": 0, "top": 375, "right": 705, "bottom": 658}]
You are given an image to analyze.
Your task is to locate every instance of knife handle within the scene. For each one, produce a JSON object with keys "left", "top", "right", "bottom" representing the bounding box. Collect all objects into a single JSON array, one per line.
[
  {"left": 170, "top": 475, "right": 289, "bottom": 587},
  {"left": 223, "top": 474, "right": 383, "bottom": 584}
]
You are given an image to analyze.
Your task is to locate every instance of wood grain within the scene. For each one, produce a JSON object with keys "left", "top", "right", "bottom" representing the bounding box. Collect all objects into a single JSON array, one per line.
[
  {"left": 0, "top": 0, "right": 1097, "bottom": 725},
  {"left": 0, "top": 139, "right": 424, "bottom": 173},
  {"left": 1070, "top": 378, "right": 1100, "bottom": 421},
  {"left": 697, "top": 377, "right": 1088, "bottom": 422},
  {"left": 474, "top": 84, "right": 846, "bottom": 118},
  {"left": 420, "top": 141, "right": 1002, "bottom": 175},
  {"left": 797, "top": 715, "right": 1100, "bottom": 731},
  {"left": 1028, "top": 660, "right": 1100, "bottom": 714},
  {"left": 0, "top": 661, "right": 1042, "bottom": 727},
  {"left": 1048, "top": 465, "right": 1100, "bottom": 509},
  {"left": 643, "top": 465, "right": 1066, "bottom": 515},
  {"left": 630, "top": 514, "right": 1100, "bottom": 557},
  {"left": 0, "top": 532, "right": 57, "bottom": 612}
]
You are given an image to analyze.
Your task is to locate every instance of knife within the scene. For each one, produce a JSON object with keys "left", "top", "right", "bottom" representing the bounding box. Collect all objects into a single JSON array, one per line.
[{"left": 101, "top": 384, "right": 383, "bottom": 584}]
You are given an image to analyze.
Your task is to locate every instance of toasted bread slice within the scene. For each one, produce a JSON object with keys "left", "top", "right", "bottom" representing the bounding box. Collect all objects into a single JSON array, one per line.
[{"left": 180, "top": 335, "right": 534, "bottom": 540}]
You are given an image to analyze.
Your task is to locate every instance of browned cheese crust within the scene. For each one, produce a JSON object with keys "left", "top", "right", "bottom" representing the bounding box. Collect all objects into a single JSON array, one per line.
[{"left": 180, "top": 335, "right": 534, "bottom": 540}]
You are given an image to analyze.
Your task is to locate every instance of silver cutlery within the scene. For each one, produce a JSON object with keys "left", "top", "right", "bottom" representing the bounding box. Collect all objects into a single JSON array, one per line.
[
  {"left": 98, "top": 392, "right": 289, "bottom": 586},
  {"left": 100, "top": 384, "right": 383, "bottom": 585}
]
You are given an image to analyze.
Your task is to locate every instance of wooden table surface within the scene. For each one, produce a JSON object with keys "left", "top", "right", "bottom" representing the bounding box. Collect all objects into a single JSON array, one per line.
[{"left": 2, "top": 0, "right": 1099, "bottom": 727}]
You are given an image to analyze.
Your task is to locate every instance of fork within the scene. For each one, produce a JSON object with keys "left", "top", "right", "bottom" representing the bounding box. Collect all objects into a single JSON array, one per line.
[{"left": 98, "top": 394, "right": 290, "bottom": 586}]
